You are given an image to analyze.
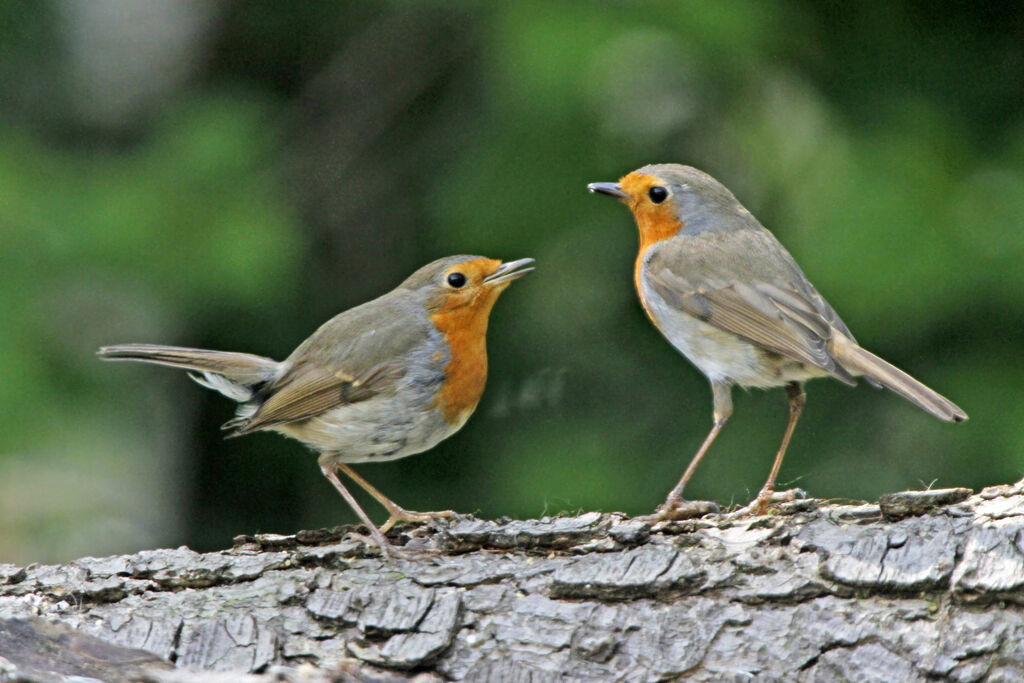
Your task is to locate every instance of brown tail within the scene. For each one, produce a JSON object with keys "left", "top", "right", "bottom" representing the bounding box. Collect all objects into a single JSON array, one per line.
[
  {"left": 830, "top": 334, "right": 967, "bottom": 423},
  {"left": 97, "top": 344, "right": 278, "bottom": 386}
]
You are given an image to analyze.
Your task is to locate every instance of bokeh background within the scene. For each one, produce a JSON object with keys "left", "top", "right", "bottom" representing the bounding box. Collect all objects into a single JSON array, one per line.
[{"left": 2, "top": 1, "right": 1022, "bottom": 564}]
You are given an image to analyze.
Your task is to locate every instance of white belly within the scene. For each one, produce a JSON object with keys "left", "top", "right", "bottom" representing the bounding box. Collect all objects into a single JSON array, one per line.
[
  {"left": 267, "top": 331, "right": 462, "bottom": 463},
  {"left": 273, "top": 393, "right": 458, "bottom": 463},
  {"left": 638, "top": 278, "right": 825, "bottom": 388}
]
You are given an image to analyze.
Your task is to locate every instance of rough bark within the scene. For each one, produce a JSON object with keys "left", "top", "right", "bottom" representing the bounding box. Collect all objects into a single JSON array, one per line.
[{"left": 2, "top": 483, "right": 1024, "bottom": 682}]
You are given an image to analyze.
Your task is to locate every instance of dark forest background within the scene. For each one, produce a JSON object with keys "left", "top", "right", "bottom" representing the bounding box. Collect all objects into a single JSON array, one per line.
[{"left": 2, "top": 1, "right": 1022, "bottom": 563}]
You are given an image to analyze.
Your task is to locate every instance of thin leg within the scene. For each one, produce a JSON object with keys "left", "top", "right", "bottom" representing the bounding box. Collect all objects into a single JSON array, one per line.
[
  {"left": 727, "top": 381, "right": 806, "bottom": 518},
  {"left": 337, "top": 464, "right": 457, "bottom": 534},
  {"left": 761, "top": 382, "right": 806, "bottom": 497},
  {"left": 642, "top": 382, "right": 733, "bottom": 521},
  {"left": 318, "top": 453, "right": 405, "bottom": 559}
]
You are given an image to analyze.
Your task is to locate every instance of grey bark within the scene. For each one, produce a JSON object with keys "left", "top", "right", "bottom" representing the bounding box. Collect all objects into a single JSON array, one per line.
[{"left": 2, "top": 483, "right": 1024, "bottom": 682}]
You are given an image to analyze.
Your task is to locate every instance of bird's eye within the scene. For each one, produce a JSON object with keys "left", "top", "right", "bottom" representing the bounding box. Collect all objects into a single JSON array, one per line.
[
  {"left": 648, "top": 186, "right": 669, "bottom": 204},
  {"left": 446, "top": 272, "right": 467, "bottom": 288}
]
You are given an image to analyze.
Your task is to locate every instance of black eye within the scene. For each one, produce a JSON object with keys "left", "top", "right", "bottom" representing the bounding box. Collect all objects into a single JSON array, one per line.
[
  {"left": 446, "top": 272, "right": 467, "bottom": 288},
  {"left": 648, "top": 186, "right": 669, "bottom": 204}
]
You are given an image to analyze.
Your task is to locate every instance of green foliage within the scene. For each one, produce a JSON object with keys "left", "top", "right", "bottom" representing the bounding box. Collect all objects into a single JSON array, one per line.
[
  {"left": 0, "top": 95, "right": 301, "bottom": 451},
  {"left": 1, "top": 1, "right": 1021, "bottom": 561}
]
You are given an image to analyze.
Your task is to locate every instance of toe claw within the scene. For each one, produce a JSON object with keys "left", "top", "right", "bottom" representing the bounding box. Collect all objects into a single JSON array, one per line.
[
  {"left": 380, "top": 508, "right": 459, "bottom": 534},
  {"left": 638, "top": 499, "right": 720, "bottom": 523},
  {"left": 723, "top": 488, "right": 805, "bottom": 519}
]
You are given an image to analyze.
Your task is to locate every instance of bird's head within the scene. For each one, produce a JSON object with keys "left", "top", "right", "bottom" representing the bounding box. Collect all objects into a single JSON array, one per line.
[
  {"left": 402, "top": 255, "right": 535, "bottom": 319},
  {"left": 589, "top": 163, "right": 744, "bottom": 249}
]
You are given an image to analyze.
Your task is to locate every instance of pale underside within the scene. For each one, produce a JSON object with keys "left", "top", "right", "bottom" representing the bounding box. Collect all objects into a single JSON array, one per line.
[
  {"left": 199, "top": 307, "right": 469, "bottom": 465},
  {"left": 636, "top": 228, "right": 861, "bottom": 390},
  {"left": 637, "top": 274, "right": 831, "bottom": 388},
  {"left": 273, "top": 394, "right": 465, "bottom": 464}
]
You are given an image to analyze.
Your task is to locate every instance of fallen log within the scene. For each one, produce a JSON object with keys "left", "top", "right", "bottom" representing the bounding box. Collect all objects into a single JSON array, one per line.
[{"left": 1, "top": 482, "right": 1023, "bottom": 681}]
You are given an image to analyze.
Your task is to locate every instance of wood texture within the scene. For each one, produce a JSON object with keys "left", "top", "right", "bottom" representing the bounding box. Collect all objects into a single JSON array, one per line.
[{"left": 1, "top": 483, "right": 1023, "bottom": 681}]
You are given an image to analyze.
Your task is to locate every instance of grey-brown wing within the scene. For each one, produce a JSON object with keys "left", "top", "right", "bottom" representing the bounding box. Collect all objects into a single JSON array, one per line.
[
  {"left": 227, "top": 361, "right": 401, "bottom": 435},
  {"left": 646, "top": 233, "right": 857, "bottom": 384},
  {"left": 226, "top": 289, "right": 432, "bottom": 434}
]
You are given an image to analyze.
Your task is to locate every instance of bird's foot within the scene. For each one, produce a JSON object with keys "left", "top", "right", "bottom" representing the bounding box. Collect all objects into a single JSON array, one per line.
[
  {"left": 723, "top": 488, "right": 806, "bottom": 519},
  {"left": 637, "top": 497, "right": 720, "bottom": 523},
  {"left": 379, "top": 506, "right": 459, "bottom": 534}
]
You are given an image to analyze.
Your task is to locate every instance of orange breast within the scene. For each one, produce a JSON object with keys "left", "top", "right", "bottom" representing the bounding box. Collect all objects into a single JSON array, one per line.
[
  {"left": 632, "top": 218, "right": 683, "bottom": 333},
  {"left": 634, "top": 249, "right": 666, "bottom": 333},
  {"left": 429, "top": 298, "right": 494, "bottom": 425}
]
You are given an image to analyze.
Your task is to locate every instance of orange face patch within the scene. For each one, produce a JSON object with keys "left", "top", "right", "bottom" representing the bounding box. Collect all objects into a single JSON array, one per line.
[
  {"left": 429, "top": 258, "right": 506, "bottom": 425},
  {"left": 619, "top": 172, "right": 685, "bottom": 252}
]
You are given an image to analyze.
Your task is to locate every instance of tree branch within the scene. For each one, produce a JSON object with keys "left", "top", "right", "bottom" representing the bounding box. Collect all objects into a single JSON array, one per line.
[{"left": 2, "top": 482, "right": 1023, "bottom": 681}]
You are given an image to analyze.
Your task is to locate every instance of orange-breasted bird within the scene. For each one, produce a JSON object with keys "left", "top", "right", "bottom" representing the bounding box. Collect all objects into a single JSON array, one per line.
[
  {"left": 589, "top": 164, "right": 966, "bottom": 520},
  {"left": 99, "top": 255, "right": 534, "bottom": 557}
]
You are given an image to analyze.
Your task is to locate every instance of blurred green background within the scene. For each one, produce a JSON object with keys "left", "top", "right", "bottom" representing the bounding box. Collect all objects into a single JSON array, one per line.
[{"left": 2, "top": 1, "right": 1022, "bottom": 564}]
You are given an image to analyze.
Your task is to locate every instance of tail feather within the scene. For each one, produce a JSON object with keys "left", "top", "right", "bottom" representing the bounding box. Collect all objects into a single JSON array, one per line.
[
  {"left": 98, "top": 344, "right": 279, "bottom": 402},
  {"left": 830, "top": 334, "right": 967, "bottom": 423}
]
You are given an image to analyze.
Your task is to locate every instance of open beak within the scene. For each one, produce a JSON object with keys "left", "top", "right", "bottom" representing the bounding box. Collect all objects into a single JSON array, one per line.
[
  {"left": 483, "top": 258, "right": 535, "bottom": 286},
  {"left": 587, "top": 181, "right": 629, "bottom": 201}
]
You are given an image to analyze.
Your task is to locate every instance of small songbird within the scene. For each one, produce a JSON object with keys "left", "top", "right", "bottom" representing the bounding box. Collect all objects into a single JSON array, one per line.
[
  {"left": 589, "top": 164, "right": 966, "bottom": 520},
  {"left": 99, "top": 255, "right": 534, "bottom": 556}
]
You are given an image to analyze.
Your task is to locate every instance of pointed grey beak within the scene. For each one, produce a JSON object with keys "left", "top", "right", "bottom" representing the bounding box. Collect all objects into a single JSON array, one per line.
[
  {"left": 587, "top": 182, "right": 629, "bottom": 200},
  {"left": 483, "top": 258, "right": 535, "bottom": 286}
]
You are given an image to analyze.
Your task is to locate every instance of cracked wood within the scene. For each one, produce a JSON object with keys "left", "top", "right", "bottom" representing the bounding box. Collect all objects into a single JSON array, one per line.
[{"left": 0, "top": 484, "right": 1022, "bottom": 681}]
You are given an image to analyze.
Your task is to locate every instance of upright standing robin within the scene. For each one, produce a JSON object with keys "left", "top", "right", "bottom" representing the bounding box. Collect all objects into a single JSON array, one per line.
[
  {"left": 589, "top": 164, "right": 966, "bottom": 519},
  {"left": 99, "top": 255, "right": 534, "bottom": 556}
]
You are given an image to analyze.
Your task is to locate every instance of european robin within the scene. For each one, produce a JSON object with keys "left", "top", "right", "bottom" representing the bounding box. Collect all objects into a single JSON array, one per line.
[
  {"left": 589, "top": 164, "right": 966, "bottom": 520},
  {"left": 99, "top": 255, "right": 534, "bottom": 556}
]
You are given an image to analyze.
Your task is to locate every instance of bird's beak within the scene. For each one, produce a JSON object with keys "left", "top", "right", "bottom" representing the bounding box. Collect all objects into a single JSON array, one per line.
[
  {"left": 483, "top": 258, "right": 536, "bottom": 286},
  {"left": 587, "top": 182, "right": 629, "bottom": 201}
]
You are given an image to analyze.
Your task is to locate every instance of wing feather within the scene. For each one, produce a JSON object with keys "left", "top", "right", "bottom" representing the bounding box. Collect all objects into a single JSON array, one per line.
[
  {"left": 223, "top": 288, "right": 432, "bottom": 435},
  {"left": 645, "top": 233, "right": 857, "bottom": 385},
  {"left": 226, "top": 362, "right": 400, "bottom": 435}
]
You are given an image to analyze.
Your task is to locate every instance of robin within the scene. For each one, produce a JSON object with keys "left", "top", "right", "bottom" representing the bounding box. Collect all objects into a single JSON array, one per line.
[
  {"left": 99, "top": 255, "right": 534, "bottom": 557},
  {"left": 589, "top": 164, "right": 966, "bottom": 520}
]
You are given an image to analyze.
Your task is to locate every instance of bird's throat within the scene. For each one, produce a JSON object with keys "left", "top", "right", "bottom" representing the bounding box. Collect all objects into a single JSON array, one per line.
[
  {"left": 634, "top": 207, "right": 684, "bottom": 252},
  {"left": 429, "top": 297, "right": 495, "bottom": 425}
]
